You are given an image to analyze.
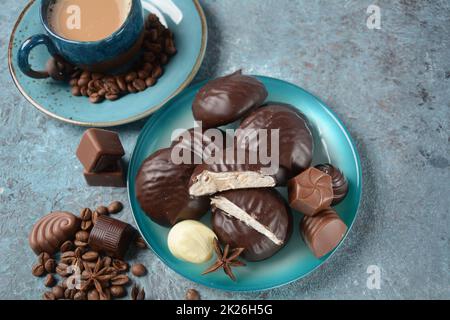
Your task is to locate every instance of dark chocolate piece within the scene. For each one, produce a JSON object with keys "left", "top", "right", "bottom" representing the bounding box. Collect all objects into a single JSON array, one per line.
[
  {"left": 88, "top": 215, "right": 136, "bottom": 258},
  {"left": 189, "top": 146, "right": 281, "bottom": 196},
  {"left": 29, "top": 212, "right": 81, "bottom": 255},
  {"left": 288, "top": 167, "right": 333, "bottom": 216},
  {"left": 211, "top": 189, "right": 292, "bottom": 261},
  {"left": 192, "top": 70, "right": 268, "bottom": 128},
  {"left": 301, "top": 208, "right": 347, "bottom": 258},
  {"left": 83, "top": 161, "right": 126, "bottom": 187},
  {"left": 238, "top": 103, "right": 314, "bottom": 181},
  {"left": 76, "top": 129, "right": 125, "bottom": 173},
  {"left": 135, "top": 148, "right": 210, "bottom": 227},
  {"left": 315, "top": 164, "right": 348, "bottom": 205}
]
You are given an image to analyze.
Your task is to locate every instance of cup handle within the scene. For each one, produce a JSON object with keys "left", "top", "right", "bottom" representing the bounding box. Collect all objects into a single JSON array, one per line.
[{"left": 18, "top": 34, "right": 58, "bottom": 79}]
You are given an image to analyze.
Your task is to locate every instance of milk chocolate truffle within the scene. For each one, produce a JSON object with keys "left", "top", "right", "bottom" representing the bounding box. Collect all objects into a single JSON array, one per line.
[
  {"left": 189, "top": 146, "right": 281, "bottom": 196},
  {"left": 135, "top": 148, "right": 210, "bottom": 227},
  {"left": 315, "top": 164, "right": 348, "bottom": 205},
  {"left": 192, "top": 70, "right": 268, "bottom": 128},
  {"left": 29, "top": 212, "right": 81, "bottom": 255},
  {"left": 288, "top": 167, "right": 333, "bottom": 216},
  {"left": 301, "top": 208, "right": 348, "bottom": 258},
  {"left": 238, "top": 103, "right": 314, "bottom": 182},
  {"left": 211, "top": 189, "right": 292, "bottom": 261}
]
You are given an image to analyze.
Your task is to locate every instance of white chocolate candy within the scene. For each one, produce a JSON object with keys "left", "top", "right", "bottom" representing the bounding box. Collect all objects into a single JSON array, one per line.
[{"left": 167, "top": 220, "right": 217, "bottom": 264}]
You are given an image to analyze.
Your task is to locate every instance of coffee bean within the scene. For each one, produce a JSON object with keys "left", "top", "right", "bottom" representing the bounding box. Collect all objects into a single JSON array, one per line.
[
  {"left": 148, "top": 29, "right": 158, "bottom": 42},
  {"left": 81, "top": 220, "right": 93, "bottom": 231},
  {"left": 145, "top": 77, "right": 156, "bottom": 87},
  {"left": 116, "top": 76, "right": 127, "bottom": 92},
  {"left": 71, "top": 86, "right": 81, "bottom": 96},
  {"left": 133, "top": 79, "right": 146, "bottom": 91},
  {"left": 69, "top": 78, "right": 78, "bottom": 86},
  {"left": 80, "top": 71, "right": 91, "bottom": 79},
  {"left": 44, "top": 274, "right": 56, "bottom": 287},
  {"left": 80, "top": 208, "right": 92, "bottom": 221},
  {"left": 87, "top": 88, "right": 96, "bottom": 96},
  {"left": 88, "top": 79, "right": 96, "bottom": 90},
  {"left": 87, "top": 289, "right": 100, "bottom": 300},
  {"left": 43, "top": 291, "right": 56, "bottom": 300},
  {"left": 143, "top": 52, "right": 156, "bottom": 63},
  {"left": 75, "top": 230, "right": 90, "bottom": 243},
  {"left": 82, "top": 251, "right": 99, "bottom": 262},
  {"left": 44, "top": 259, "right": 56, "bottom": 273},
  {"left": 160, "top": 53, "right": 168, "bottom": 65},
  {"left": 74, "top": 240, "right": 88, "bottom": 248},
  {"left": 56, "top": 263, "right": 69, "bottom": 277},
  {"left": 106, "top": 93, "right": 119, "bottom": 101},
  {"left": 74, "top": 291, "right": 87, "bottom": 300},
  {"left": 152, "top": 66, "right": 163, "bottom": 79},
  {"left": 110, "top": 285, "right": 126, "bottom": 298},
  {"left": 105, "top": 82, "right": 120, "bottom": 95},
  {"left": 135, "top": 236, "right": 148, "bottom": 249},
  {"left": 111, "top": 274, "right": 130, "bottom": 286},
  {"left": 165, "top": 38, "right": 177, "bottom": 56},
  {"left": 77, "top": 77, "right": 89, "bottom": 87},
  {"left": 100, "top": 288, "right": 112, "bottom": 300},
  {"left": 138, "top": 70, "right": 150, "bottom": 80},
  {"left": 102, "top": 256, "right": 112, "bottom": 268},
  {"left": 60, "top": 240, "right": 74, "bottom": 252},
  {"left": 131, "top": 263, "right": 147, "bottom": 277},
  {"left": 89, "top": 93, "right": 104, "bottom": 104},
  {"left": 92, "top": 73, "right": 103, "bottom": 80},
  {"left": 64, "top": 288, "right": 76, "bottom": 300},
  {"left": 96, "top": 206, "right": 109, "bottom": 216},
  {"left": 80, "top": 86, "right": 88, "bottom": 97},
  {"left": 127, "top": 83, "right": 138, "bottom": 93},
  {"left": 125, "top": 72, "right": 138, "bottom": 83},
  {"left": 38, "top": 252, "right": 51, "bottom": 265},
  {"left": 32, "top": 263, "right": 45, "bottom": 277},
  {"left": 186, "top": 289, "right": 200, "bottom": 300},
  {"left": 112, "top": 259, "right": 129, "bottom": 272},
  {"left": 107, "top": 201, "right": 123, "bottom": 214},
  {"left": 52, "top": 286, "right": 64, "bottom": 300}
]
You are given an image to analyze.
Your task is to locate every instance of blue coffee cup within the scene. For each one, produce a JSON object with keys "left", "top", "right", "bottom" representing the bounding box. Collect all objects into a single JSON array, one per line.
[{"left": 18, "top": 0, "right": 144, "bottom": 78}]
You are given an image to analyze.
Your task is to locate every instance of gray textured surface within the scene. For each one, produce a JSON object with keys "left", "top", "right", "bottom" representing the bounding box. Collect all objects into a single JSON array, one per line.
[{"left": 0, "top": 0, "right": 449, "bottom": 300}]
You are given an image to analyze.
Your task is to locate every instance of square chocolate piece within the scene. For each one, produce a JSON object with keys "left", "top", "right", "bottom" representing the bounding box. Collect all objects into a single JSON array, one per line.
[
  {"left": 84, "top": 161, "right": 126, "bottom": 187},
  {"left": 288, "top": 167, "right": 333, "bottom": 216},
  {"left": 76, "top": 129, "right": 125, "bottom": 173}
]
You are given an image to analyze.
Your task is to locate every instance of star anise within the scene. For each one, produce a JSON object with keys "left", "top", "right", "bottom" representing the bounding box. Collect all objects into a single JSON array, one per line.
[
  {"left": 202, "top": 239, "right": 246, "bottom": 281},
  {"left": 80, "top": 258, "right": 116, "bottom": 299}
]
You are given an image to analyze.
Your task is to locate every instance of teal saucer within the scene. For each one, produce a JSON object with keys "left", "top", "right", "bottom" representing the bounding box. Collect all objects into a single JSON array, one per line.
[
  {"left": 128, "top": 76, "right": 362, "bottom": 291},
  {"left": 8, "top": 0, "right": 207, "bottom": 127}
]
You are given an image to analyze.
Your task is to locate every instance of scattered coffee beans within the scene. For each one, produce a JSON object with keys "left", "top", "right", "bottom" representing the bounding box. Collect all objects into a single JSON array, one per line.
[
  {"left": 131, "top": 263, "right": 147, "bottom": 277},
  {"left": 107, "top": 201, "right": 123, "bottom": 214}
]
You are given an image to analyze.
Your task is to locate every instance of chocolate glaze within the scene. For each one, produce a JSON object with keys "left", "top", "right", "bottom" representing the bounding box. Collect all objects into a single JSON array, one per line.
[
  {"left": 239, "top": 103, "right": 314, "bottom": 181},
  {"left": 135, "top": 148, "right": 210, "bottom": 227},
  {"left": 288, "top": 167, "right": 333, "bottom": 216},
  {"left": 211, "top": 189, "right": 292, "bottom": 261},
  {"left": 29, "top": 211, "right": 81, "bottom": 255},
  {"left": 315, "top": 164, "right": 348, "bottom": 205},
  {"left": 192, "top": 70, "right": 268, "bottom": 128},
  {"left": 301, "top": 208, "right": 347, "bottom": 258}
]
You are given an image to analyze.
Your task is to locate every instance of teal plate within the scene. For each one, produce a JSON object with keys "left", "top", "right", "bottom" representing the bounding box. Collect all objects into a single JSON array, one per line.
[
  {"left": 128, "top": 77, "right": 362, "bottom": 291},
  {"left": 8, "top": 0, "right": 207, "bottom": 127}
]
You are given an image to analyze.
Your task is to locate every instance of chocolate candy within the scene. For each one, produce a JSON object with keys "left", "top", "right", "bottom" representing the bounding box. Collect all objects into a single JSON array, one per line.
[
  {"left": 238, "top": 103, "right": 314, "bottom": 181},
  {"left": 301, "top": 208, "right": 347, "bottom": 258},
  {"left": 88, "top": 215, "right": 136, "bottom": 258},
  {"left": 189, "top": 147, "right": 280, "bottom": 196},
  {"left": 76, "top": 129, "right": 125, "bottom": 173},
  {"left": 211, "top": 189, "right": 292, "bottom": 261},
  {"left": 83, "top": 160, "right": 126, "bottom": 187},
  {"left": 288, "top": 167, "right": 333, "bottom": 216},
  {"left": 135, "top": 148, "right": 210, "bottom": 227},
  {"left": 192, "top": 70, "right": 268, "bottom": 128},
  {"left": 29, "top": 212, "right": 81, "bottom": 255},
  {"left": 315, "top": 164, "right": 348, "bottom": 205}
]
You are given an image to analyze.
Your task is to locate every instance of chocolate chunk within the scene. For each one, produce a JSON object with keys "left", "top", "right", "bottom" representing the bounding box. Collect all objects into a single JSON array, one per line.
[
  {"left": 315, "top": 164, "right": 349, "bottom": 205},
  {"left": 76, "top": 129, "right": 125, "bottom": 173},
  {"left": 83, "top": 161, "right": 126, "bottom": 187},
  {"left": 211, "top": 189, "right": 292, "bottom": 261},
  {"left": 238, "top": 103, "right": 314, "bottom": 182},
  {"left": 135, "top": 148, "right": 210, "bottom": 227},
  {"left": 88, "top": 215, "right": 135, "bottom": 258},
  {"left": 288, "top": 167, "right": 333, "bottom": 216},
  {"left": 301, "top": 208, "right": 347, "bottom": 258},
  {"left": 189, "top": 146, "right": 281, "bottom": 197},
  {"left": 29, "top": 212, "right": 81, "bottom": 255},
  {"left": 192, "top": 70, "right": 268, "bottom": 128}
]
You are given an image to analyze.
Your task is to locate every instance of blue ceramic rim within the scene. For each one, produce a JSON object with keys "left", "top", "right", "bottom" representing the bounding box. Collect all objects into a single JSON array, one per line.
[
  {"left": 7, "top": 0, "right": 208, "bottom": 127},
  {"left": 39, "top": 0, "right": 140, "bottom": 45},
  {"left": 127, "top": 76, "right": 363, "bottom": 292}
]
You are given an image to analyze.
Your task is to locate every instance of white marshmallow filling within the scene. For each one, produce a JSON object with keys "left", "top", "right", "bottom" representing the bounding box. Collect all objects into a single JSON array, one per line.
[
  {"left": 211, "top": 196, "right": 284, "bottom": 246},
  {"left": 189, "top": 170, "right": 276, "bottom": 197}
]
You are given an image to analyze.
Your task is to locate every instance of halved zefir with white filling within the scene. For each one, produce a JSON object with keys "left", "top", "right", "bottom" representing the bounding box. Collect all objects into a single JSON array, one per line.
[{"left": 211, "top": 189, "right": 293, "bottom": 261}]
